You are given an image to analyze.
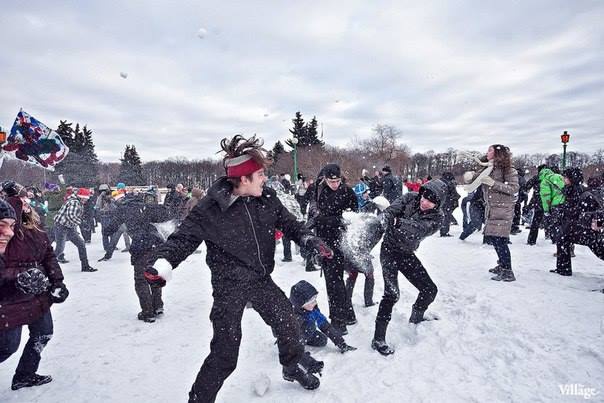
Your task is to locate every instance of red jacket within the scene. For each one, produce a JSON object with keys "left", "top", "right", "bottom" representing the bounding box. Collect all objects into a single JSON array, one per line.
[
  {"left": 0, "top": 197, "right": 64, "bottom": 329},
  {"left": 404, "top": 181, "right": 421, "bottom": 193}
]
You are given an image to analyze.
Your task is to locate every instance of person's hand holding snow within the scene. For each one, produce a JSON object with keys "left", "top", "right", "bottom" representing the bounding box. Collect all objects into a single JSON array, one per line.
[
  {"left": 144, "top": 259, "right": 173, "bottom": 288},
  {"left": 49, "top": 282, "right": 69, "bottom": 303},
  {"left": 302, "top": 235, "right": 333, "bottom": 259}
]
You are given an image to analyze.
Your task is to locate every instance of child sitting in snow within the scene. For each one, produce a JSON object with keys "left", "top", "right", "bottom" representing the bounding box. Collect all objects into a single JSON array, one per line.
[{"left": 289, "top": 280, "right": 357, "bottom": 353}]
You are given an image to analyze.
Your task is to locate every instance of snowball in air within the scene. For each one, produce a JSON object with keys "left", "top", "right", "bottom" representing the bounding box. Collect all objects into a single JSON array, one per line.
[
  {"left": 197, "top": 28, "right": 207, "bottom": 39},
  {"left": 120, "top": 72, "right": 128, "bottom": 79}
]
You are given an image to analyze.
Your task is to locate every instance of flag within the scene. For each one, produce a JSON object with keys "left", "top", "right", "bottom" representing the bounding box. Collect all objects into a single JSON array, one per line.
[{"left": 1, "top": 110, "right": 69, "bottom": 170}]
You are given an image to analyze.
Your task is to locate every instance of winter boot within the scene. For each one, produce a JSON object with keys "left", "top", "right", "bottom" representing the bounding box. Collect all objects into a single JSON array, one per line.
[
  {"left": 305, "top": 257, "right": 318, "bottom": 272},
  {"left": 137, "top": 311, "right": 156, "bottom": 323},
  {"left": 154, "top": 307, "right": 164, "bottom": 316},
  {"left": 549, "top": 269, "right": 572, "bottom": 276},
  {"left": 57, "top": 255, "right": 69, "bottom": 264},
  {"left": 331, "top": 320, "right": 348, "bottom": 335},
  {"left": 371, "top": 320, "right": 394, "bottom": 355},
  {"left": 491, "top": 268, "right": 516, "bottom": 282},
  {"left": 282, "top": 363, "right": 320, "bottom": 390},
  {"left": 409, "top": 306, "right": 428, "bottom": 324},
  {"left": 11, "top": 373, "right": 52, "bottom": 390},
  {"left": 81, "top": 263, "right": 97, "bottom": 272},
  {"left": 488, "top": 264, "right": 502, "bottom": 274},
  {"left": 299, "top": 351, "right": 324, "bottom": 375}
]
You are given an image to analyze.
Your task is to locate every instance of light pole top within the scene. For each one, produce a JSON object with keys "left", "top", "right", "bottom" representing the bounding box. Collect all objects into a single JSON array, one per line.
[
  {"left": 561, "top": 130, "right": 570, "bottom": 144},
  {"left": 291, "top": 137, "right": 299, "bottom": 145}
]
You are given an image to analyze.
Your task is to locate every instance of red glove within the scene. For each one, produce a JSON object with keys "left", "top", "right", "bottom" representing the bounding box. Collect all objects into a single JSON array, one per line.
[{"left": 144, "top": 268, "right": 166, "bottom": 288}]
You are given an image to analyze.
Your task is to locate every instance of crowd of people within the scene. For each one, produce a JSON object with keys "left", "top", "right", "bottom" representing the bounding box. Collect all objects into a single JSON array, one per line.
[{"left": 1, "top": 135, "right": 603, "bottom": 402}]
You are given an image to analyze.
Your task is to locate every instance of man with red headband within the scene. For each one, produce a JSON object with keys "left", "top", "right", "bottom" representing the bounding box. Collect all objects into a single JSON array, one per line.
[{"left": 144, "top": 135, "right": 333, "bottom": 403}]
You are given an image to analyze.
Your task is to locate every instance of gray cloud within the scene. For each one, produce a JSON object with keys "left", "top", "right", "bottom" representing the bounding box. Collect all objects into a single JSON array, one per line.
[{"left": 0, "top": 0, "right": 602, "bottom": 162}]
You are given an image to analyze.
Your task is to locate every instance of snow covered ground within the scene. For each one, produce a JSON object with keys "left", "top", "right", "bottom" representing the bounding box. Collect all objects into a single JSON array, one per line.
[{"left": 1, "top": 207, "right": 603, "bottom": 402}]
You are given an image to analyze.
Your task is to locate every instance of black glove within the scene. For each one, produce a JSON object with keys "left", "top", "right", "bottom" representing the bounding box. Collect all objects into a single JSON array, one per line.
[
  {"left": 303, "top": 236, "right": 333, "bottom": 259},
  {"left": 49, "top": 282, "right": 69, "bottom": 303},
  {"left": 16, "top": 267, "right": 50, "bottom": 295},
  {"left": 337, "top": 343, "right": 358, "bottom": 354},
  {"left": 379, "top": 210, "right": 395, "bottom": 229},
  {"left": 144, "top": 267, "right": 166, "bottom": 288}
]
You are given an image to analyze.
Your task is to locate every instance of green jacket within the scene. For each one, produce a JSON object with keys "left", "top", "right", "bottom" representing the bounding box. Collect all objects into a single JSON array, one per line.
[{"left": 538, "top": 168, "right": 565, "bottom": 213}]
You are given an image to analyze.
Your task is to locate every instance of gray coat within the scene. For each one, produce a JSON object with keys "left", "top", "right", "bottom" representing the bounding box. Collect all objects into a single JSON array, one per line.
[{"left": 481, "top": 165, "right": 519, "bottom": 238}]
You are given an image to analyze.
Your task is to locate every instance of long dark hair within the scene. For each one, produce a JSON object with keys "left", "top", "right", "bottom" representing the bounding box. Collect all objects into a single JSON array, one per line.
[{"left": 490, "top": 144, "right": 512, "bottom": 182}]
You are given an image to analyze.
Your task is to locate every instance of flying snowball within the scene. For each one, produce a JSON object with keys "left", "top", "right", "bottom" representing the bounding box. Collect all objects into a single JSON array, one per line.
[
  {"left": 120, "top": 72, "right": 128, "bottom": 79},
  {"left": 263, "top": 113, "right": 269, "bottom": 117},
  {"left": 197, "top": 27, "right": 208, "bottom": 39}
]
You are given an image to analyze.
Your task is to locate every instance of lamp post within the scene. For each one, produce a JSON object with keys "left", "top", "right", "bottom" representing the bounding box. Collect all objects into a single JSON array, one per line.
[
  {"left": 291, "top": 137, "right": 299, "bottom": 180},
  {"left": 561, "top": 130, "right": 570, "bottom": 169}
]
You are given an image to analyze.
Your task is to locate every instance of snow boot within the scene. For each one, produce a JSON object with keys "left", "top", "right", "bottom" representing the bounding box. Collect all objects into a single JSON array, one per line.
[
  {"left": 282, "top": 363, "right": 320, "bottom": 390},
  {"left": 371, "top": 339, "right": 395, "bottom": 356},
  {"left": 332, "top": 320, "right": 348, "bottom": 335},
  {"left": 81, "top": 263, "right": 97, "bottom": 272},
  {"left": 11, "top": 373, "right": 52, "bottom": 390},
  {"left": 491, "top": 269, "right": 516, "bottom": 282},
  {"left": 488, "top": 264, "right": 502, "bottom": 274},
  {"left": 409, "top": 306, "right": 428, "bottom": 324},
  {"left": 549, "top": 269, "right": 572, "bottom": 276},
  {"left": 137, "top": 311, "right": 156, "bottom": 323},
  {"left": 155, "top": 307, "right": 164, "bottom": 316},
  {"left": 57, "top": 255, "right": 69, "bottom": 264},
  {"left": 299, "top": 351, "right": 324, "bottom": 375}
]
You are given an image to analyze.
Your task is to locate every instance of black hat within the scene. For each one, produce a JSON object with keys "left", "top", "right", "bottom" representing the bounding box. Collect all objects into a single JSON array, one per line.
[
  {"left": 0, "top": 199, "right": 17, "bottom": 221},
  {"left": 420, "top": 187, "right": 440, "bottom": 206},
  {"left": 322, "top": 163, "right": 341, "bottom": 179},
  {"left": 563, "top": 167, "right": 583, "bottom": 185},
  {"left": 382, "top": 165, "right": 392, "bottom": 173}
]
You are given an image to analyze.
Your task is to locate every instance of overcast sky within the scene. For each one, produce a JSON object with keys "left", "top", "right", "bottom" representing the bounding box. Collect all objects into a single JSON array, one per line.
[{"left": 1, "top": 1, "right": 602, "bottom": 162}]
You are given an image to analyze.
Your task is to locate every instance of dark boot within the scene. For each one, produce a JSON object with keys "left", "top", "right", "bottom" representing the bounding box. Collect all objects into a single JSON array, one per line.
[
  {"left": 81, "top": 262, "right": 97, "bottom": 272},
  {"left": 549, "top": 269, "right": 572, "bottom": 276},
  {"left": 488, "top": 264, "right": 502, "bottom": 274},
  {"left": 137, "top": 311, "right": 156, "bottom": 323},
  {"left": 332, "top": 320, "right": 348, "bottom": 335},
  {"left": 305, "top": 257, "right": 318, "bottom": 272},
  {"left": 372, "top": 320, "right": 394, "bottom": 355},
  {"left": 11, "top": 373, "right": 52, "bottom": 390},
  {"left": 282, "top": 363, "right": 320, "bottom": 390},
  {"left": 57, "top": 255, "right": 69, "bottom": 264},
  {"left": 409, "top": 306, "right": 428, "bottom": 324},
  {"left": 298, "top": 351, "right": 324, "bottom": 375},
  {"left": 491, "top": 268, "right": 516, "bottom": 282}
]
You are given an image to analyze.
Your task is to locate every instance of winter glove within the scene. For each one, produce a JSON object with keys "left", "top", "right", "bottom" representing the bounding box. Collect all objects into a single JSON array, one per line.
[
  {"left": 337, "top": 343, "right": 358, "bottom": 354},
  {"left": 302, "top": 235, "right": 333, "bottom": 259},
  {"left": 144, "top": 268, "right": 166, "bottom": 288},
  {"left": 480, "top": 176, "right": 495, "bottom": 187},
  {"left": 379, "top": 210, "right": 396, "bottom": 229},
  {"left": 49, "top": 282, "right": 69, "bottom": 303},
  {"left": 16, "top": 267, "right": 50, "bottom": 295}
]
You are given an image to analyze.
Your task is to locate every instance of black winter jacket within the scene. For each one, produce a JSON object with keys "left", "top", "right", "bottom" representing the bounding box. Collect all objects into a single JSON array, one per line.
[
  {"left": 104, "top": 194, "right": 174, "bottom": 263},
  {"left": 382, "top": 172, "right": 402, "bottom": 203},
  {"left": 308, "top": 180, "right": 358, "bottom": 244},
  {"left": 382, "top": 180, "right": 446, "bottom": 253},
  {"left": 151, "top": 177, "right": 313, "bottom": 287}
]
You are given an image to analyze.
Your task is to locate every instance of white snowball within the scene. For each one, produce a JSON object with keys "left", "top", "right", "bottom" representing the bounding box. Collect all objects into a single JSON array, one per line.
[
  {"left": 120, "top": 72, "right": 128, "bottom": 79},
  {"left": 197, "top": 27, "right": 207, "bottom": 39}
]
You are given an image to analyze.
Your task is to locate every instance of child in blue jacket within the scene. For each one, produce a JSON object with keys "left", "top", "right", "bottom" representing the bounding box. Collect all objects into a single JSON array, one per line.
[{"left": 290, "top": 280, "right": 356, "bottom": 353}]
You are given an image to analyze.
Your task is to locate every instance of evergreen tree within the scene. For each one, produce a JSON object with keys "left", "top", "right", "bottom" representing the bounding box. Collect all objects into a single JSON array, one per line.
[
  {"left": 55, "top": 121, "right": 99, "bottom": 187},
  {"left": 289, "top": 111, "right": 306, "bottom": 144},
  {"left": 118, "top": 145, "right": 145, "bottom": 185},
  {"left": 272, "top": 140, "right": 285, "bottom": 163},
  {"left": 304, "top": 116, "right": 323, "bottom": 146}
]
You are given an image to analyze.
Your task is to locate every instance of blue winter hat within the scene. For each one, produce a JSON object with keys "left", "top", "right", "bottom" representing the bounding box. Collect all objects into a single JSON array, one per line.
[
  {"left": 353, "top": 182, "right": 369, "bottom": 197},
  {"left": 116, "top": 182, "right": 126, "bottom": 190}
]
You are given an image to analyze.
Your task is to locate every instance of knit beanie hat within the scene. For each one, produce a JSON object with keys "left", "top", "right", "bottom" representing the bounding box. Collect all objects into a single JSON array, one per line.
[
  {"left": 0, "top": 199, "right": 17, "bottom": 221},
  {"left": 322, "top": 163, "right": 341, "bottom": 179}
]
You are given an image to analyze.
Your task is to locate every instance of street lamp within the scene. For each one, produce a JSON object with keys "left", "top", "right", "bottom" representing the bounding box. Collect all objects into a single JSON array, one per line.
[
  {"left": 561, "top": 130, "right": 570, "bottom": 169},
  {"left": 291, "top": 137, "right": 299, "bottom": 180}
]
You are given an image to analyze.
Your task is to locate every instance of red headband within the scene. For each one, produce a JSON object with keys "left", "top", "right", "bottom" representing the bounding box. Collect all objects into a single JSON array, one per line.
[{"left": 225, "top": 155, "right": 263, "bottom": 177}]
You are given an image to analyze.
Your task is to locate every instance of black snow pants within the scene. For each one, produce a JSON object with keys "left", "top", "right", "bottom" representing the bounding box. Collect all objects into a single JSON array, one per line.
[
  {"left": 376, "top": 247, "right": 438, "bottom": 324},
  {"left": 189, "top": 276, "right": 304, "bottom": 403}
]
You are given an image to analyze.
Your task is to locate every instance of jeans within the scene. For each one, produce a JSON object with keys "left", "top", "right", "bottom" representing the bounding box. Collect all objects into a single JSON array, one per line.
[
  {"left": 133, "top": 253, "right": 163, "bottom": 315},
  {"left": 105, "top": 224, "right": 131, "bottom": 258},
  {"left": 527, "top": 209, "right": 544, "bottom": 244},
  {"left": 485, "top": 235, "right": 512, "bottom": 270},
  {"left": 54, "top": 223, "right": 89, "bottom": 265},
  {"left": 0, "top": 311, "right": 53, "bottom": 377}
]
